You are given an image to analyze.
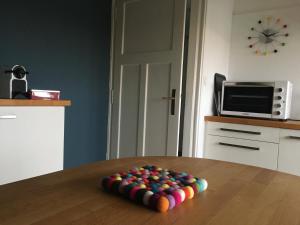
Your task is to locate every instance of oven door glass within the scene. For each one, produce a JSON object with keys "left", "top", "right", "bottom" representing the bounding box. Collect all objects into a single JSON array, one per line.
[{"left": 223, "top": 86, "right": 274, "bottom": 114}]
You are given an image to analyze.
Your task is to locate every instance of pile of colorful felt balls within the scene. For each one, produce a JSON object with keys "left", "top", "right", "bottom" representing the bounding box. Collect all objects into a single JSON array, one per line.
[{"left": 101, "top": 165, "right": 208, "bottom": 212}]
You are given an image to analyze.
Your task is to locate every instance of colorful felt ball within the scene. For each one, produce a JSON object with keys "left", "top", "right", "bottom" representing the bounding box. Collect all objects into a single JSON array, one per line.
[
  {"left": 111, "top": 180, "right": 121, "bottom": 194},
  {"left": 130, "top": 186, "right": 141, "bottom": 200},
  {"left": 172, "top": 190, "right": 182, "bottom": 205},
  {"left": 139, "top": 184, "right": 146, "bottom": 189},
  {"left": 143, "top": 191, "right": 154, "bottom": 206},
  {"left": 162, "top": 184, "right": 170, "bottom": 189},
  {"left": 135, "top": 189, "right": 148, "bottom": 204},
  {"left": 177, "top": 189, "right": 186, "bottom": 202},
  {"left": 149, "top": 193, "right": 161, "bottom": 209},
  {"left": 166, "top": 194, "right": 176, "bottom": 210},
  {"left": 183, "top": 186, "right": 194, "bottom": 199},
  {"left": 198, "top": 179, "right": 208, "bottom": 192},
  {"left": 123, "top": 184, "right": 135, "bottom": 198},
  {"left": 118, "top": 180, "right": 129, "bottom": 194},
  {"left": 156, "top": 196, "right": 169, "bottom": 212},
  {"left": 115, "top": 176, "right": 122, "bottom": 181}
]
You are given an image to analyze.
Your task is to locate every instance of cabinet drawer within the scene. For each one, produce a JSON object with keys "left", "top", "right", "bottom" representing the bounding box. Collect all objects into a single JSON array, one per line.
[
  {"left": 278, "top": 129, "right": 300, "bottom": 176},
  {"left": 206, "top": 122, "right": 280, "bottom": 143},
  {"left": 204, "top": 135, "right": 279, "bottom": 170}
]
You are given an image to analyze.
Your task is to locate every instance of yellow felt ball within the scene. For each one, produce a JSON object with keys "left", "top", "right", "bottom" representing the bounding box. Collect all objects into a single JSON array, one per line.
[
  {"left": 140, "top": 184, "right": 146, "bottom": 189},
  {"left": 156, "top": 196, "right": 169, "bottom": 213},
  {"left": 153, "top": 176, "right": 159, "bottom": 180},
  {"left": 115, "top": 176, "right": 122, "bottom": 181},
  {"left": 162, "top": 184, "right": 170, "bottom": 189}
]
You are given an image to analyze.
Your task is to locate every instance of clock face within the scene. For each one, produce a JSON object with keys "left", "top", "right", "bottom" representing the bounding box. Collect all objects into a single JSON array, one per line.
[{"left": 248, "top": 16, "right": 289, "bottom": 56}]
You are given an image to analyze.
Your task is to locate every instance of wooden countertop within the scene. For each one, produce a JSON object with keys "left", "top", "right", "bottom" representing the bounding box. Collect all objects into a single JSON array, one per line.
[
  {"left": 205, "top": 116, "right": 300, "bottom": 130},
  {"left": 1, "top": 157, "right": 300, "bottom": 225},
  {"left": 0, "top": 99, "right": 71, "bottom": 107}
]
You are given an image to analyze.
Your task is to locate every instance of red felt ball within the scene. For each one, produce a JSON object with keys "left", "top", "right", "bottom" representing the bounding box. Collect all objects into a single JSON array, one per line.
[
  {"left": 130, "top": 186, "right": 141, "bottom": 200},
  {"left": 183, "top": 187, "right": 190, "bottom": 199}
]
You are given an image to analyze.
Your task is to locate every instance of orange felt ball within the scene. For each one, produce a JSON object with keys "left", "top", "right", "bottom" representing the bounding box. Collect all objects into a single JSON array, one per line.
[
  {"left": 186, "top": 186, "right": 194, "bottom": 199},
  {"left": 156, "top": 196, "right": 170, "bottom": 213},
  {"left": 183, "top": 187, "right": 191, "bottom": 199}
]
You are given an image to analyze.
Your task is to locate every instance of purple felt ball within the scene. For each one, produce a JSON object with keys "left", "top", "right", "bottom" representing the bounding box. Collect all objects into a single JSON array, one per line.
[
  {"left": 149, "top": 193, "right": 161, "bottom": 209},
  {"left": 166, "top": 195, "right": 176, "bottom": 209}
]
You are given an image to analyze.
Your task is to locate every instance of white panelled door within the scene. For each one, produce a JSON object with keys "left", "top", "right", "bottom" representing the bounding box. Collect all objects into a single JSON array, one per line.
[{"left": 110, "top": 0, "right": 187, "bottom": 158}]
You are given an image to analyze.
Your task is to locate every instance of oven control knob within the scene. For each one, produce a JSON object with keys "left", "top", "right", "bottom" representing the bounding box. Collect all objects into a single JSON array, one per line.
[
  {"left": 274, "top": 103, "right": 282, "bottom": 108},
  {"left": 276, "top": 96, "right": 282, "bottom": 100},
  {"left": 274, "top": 111, "right": 281, "bottom": 116},
  {"left": 278, "top": 88, "right": 284, "bottom": 93}
]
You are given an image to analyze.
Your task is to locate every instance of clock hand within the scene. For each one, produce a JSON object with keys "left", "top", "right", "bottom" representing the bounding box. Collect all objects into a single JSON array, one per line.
[{"left": 267, "top": 32, "right": 279, "bottom": 37}]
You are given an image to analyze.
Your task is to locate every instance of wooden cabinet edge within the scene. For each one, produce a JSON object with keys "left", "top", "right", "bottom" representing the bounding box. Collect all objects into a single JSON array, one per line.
[
  {"left": 205, "top": 116, "right": 300, "bottom": 130},
  {"left": 0, "top": 99, "right": 71, "bottom": 107}
]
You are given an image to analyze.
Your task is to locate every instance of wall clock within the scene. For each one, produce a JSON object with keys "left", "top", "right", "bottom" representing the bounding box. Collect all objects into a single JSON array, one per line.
[{"left": 248, "top": 16, "right": 289, "bottom": 56}]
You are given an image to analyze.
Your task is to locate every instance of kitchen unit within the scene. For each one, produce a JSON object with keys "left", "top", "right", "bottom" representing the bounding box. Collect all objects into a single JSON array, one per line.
[
  {"left": 0, "top": 99, "right": 71, "bottom": 185},
  {"left": 204, "top": 116, "right": 300, "bottom": 176}
]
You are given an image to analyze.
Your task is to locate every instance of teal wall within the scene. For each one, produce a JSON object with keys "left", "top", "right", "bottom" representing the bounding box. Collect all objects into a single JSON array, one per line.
[{"left": 0, "top": 0, "right": 111, "bottom": 168}]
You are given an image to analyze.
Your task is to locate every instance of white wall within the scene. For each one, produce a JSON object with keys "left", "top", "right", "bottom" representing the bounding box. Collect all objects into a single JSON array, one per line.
[
  {"left": 196, "top": 0, "right": 234, "bottom": 157},
  {"left": 229, "top": 5, "right": 300, "bottom": 119}
]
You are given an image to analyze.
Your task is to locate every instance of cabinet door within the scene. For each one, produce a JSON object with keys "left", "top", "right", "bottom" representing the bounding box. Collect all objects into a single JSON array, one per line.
[
  {"left": 204, "top": 135, "right": 279, "bottom": 170},
  {"left": 0, "top": 107, "right": 64, "bottom": 185},
  {"left": 278, "top": 129, "right": 300, "bottom": 176}
]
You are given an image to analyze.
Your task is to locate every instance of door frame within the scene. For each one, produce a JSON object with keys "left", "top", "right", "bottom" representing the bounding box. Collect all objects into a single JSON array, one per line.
[{"left": 106, "top": 0, "right": 207, "bottom": 159}]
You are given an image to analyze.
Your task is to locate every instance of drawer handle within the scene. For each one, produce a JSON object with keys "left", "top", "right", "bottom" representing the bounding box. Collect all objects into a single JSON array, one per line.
[
  {"left": 220, "top": 128, "right": 261, "bottom": 135},
  {"left": 288, "top": 136, "right": 300, "bottom": 140},
  {"left": 0, "top": 115, "right": 17, "bottom": 119},
  {"left": 219, "top": 142, "right": 260, "bottom": 151}
]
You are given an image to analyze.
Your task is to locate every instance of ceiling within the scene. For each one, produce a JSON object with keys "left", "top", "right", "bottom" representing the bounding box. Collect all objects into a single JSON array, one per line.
[{"left": 234, "top": 0, "right": 300, "bottom": 14}]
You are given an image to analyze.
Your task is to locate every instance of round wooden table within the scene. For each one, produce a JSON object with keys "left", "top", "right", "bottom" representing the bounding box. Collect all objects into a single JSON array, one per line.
[{"left": 1, "top": 157, "right": 300, "bottom": 225}]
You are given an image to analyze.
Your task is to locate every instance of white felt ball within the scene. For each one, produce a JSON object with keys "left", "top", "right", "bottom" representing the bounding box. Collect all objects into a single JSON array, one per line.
[{"left": 143, "top": 191, "right": 154, "bottom": 206}]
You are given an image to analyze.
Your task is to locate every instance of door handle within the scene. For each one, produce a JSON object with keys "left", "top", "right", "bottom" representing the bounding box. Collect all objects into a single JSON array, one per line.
[
  {"left": 219, "top": 142, "right": 260, "bottom": 151},
  {"left": 162, "top": 89, "right": 176, "bottom": 116},
  {"left": 0, "top": 115, "right": 17, "bottom": 119},
  {"left": 220, "top": 128, "right": 261, "bottom": 135}
]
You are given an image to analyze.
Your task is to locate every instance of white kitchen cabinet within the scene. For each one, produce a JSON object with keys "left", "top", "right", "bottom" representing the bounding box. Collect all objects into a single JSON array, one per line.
[
  {"left": 278, "top": 129, "right": 300, "bottom": 176},
  {"left": 0, "top": 106, "right": 65, "bottom": 185},
  {"left": 205, "top": 135, "right": 278, "bottom": 170},
  {"left": 205, "top": 118, "right": 300, "bottom": 176}
]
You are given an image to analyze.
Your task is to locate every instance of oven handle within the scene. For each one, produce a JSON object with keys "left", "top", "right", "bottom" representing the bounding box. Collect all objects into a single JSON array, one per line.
[
  {"left": 219, "top": 142, "right": 260, "bottom": 151},
  {"left": 220, "top": 128, "right": 261, "bottom": 135},
  {"left": 288, "top": 136, "right": 300, "bottom": 140}
]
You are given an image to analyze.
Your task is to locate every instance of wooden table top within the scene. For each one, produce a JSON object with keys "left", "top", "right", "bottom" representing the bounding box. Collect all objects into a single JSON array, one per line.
[
  {"left": 205, "top": 116, "right": 300, "bottom": 130},
  {"left": 1, "top": 157, "right": 300, "bottom": 225}
]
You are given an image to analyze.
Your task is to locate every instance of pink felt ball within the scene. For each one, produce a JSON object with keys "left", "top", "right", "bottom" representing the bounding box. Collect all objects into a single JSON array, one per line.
[
  {"left": 177, "top": 189, "right": 186, "bottom": 202},
  {"left": 166, "top": 194, "right": 176, "bottom": 209},
  {"left": 172, "top": 191, "right": 182, "bottom": 205}
]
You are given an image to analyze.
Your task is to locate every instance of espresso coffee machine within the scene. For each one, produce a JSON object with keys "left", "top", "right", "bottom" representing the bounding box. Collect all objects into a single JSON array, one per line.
[{"left": 0, "top": 65, "right": 28, "bottom": 99}]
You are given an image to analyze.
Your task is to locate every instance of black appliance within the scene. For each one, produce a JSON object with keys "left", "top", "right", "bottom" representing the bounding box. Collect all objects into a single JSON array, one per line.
[
  {"left": 0, "top": 65, "right": 28, "bottom": 99},
  {"left": 213, "top": 73, "right": 226, "bottom": 116}
]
